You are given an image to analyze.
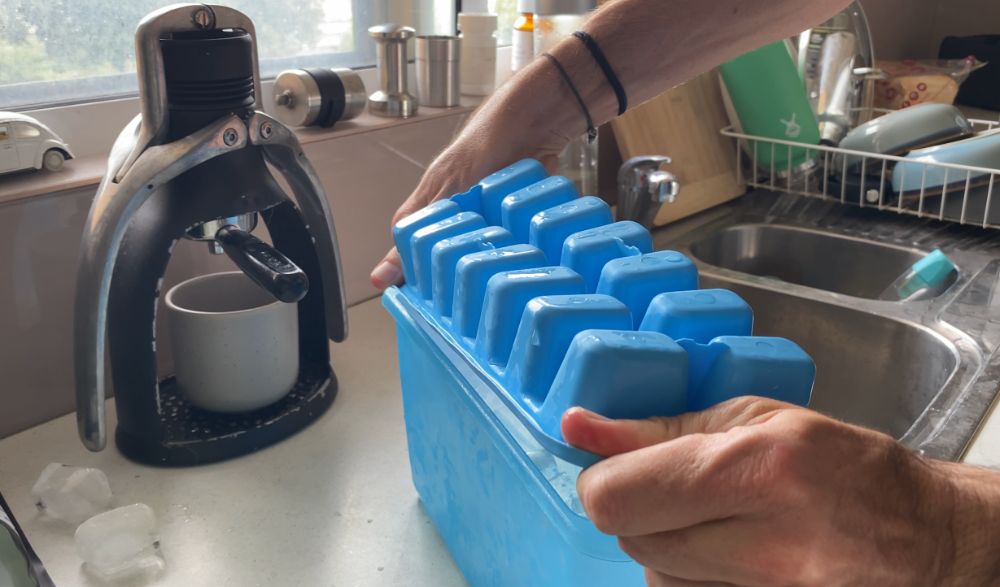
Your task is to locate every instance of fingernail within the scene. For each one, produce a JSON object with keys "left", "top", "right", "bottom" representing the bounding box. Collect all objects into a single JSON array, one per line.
[
  {"left": 569, "top": 407, "right": 610, "bottom": 422},
  {"left": 371, "top": 262, "right": 401, "bottom": 287}
]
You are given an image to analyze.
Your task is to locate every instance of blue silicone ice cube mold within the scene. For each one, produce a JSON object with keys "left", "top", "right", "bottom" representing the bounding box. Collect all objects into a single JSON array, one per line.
[{"left": 383, "top": 159, "right": 816, "bottom": 586}]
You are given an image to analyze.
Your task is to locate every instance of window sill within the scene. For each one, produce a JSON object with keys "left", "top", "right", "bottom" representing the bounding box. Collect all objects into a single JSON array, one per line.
[
  {"left": 0, "top": 98, "right": 479, "bottom": 206},
  {"left": 0, "top": 44, "right": 518, "bottom": 206}
]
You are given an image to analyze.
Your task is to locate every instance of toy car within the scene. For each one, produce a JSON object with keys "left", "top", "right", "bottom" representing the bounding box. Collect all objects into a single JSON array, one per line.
[{"left": 0, "top": 112, "right": 74, "bottom": 174}]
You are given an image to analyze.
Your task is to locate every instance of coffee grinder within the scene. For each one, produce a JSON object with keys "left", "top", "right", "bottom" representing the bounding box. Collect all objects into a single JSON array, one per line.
[{"left": 73, "top": 4, "right": 347, "bottom": 465}]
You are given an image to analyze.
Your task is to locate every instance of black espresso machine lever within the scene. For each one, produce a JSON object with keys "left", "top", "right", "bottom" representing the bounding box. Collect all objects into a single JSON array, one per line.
[
  {"left": 215, "top": 224, "right": 309, "bottom": 304},
  {"left": 73, "top": 4, "right": 347, "bottom": 464}
]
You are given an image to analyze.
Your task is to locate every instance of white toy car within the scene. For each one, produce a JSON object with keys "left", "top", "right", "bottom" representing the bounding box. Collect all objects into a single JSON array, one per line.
[{"left": 0, "top": 112, "right": 74, "bottom": 174}]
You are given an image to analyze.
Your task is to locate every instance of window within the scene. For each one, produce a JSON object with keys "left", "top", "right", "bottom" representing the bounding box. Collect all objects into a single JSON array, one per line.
[
  {"left": 0, "top": 1, "right": 455, "bottom": 110},
  {"left": 13, "top": 124, "right": 41, "bottom": 139},
  {"left": 488, "top": 0, "right": 518, "bottom": 45},
  {"left": 0, "top": 126, "right": 8, "bottom": 140}
]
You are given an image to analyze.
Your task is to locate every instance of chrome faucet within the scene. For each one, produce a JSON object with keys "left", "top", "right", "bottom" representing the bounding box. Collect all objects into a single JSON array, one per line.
[{"left": 617, "top": 156, "right": 681, "bottom": 228}]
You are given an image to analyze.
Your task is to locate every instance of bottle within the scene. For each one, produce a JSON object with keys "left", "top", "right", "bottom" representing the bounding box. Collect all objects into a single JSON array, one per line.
[
  {"left": 796, "top": 1, "right": 876, "bottom": 142},
  {"left": 719, "top": 41, "right": 822, "bottom": 171},
  {"left": 878, "top": 249, "right": 957, "bottom": 302},
  {"left": 511, "top": 0, "right": 535, "bottom": 74},
  {"left": 533, "top": 0, "right": 598, "bottom": 194},
  {"left": 533, "top": 0, "right": 594, "bottom": 57},
  {"left": 458, "top": 13, "right": 498, "bottom": 96}
]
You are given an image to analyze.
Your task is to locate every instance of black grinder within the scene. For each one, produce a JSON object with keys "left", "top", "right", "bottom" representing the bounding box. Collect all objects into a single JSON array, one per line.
[{"left": 73, "top": 5, "right": 347, "bottom": 465}]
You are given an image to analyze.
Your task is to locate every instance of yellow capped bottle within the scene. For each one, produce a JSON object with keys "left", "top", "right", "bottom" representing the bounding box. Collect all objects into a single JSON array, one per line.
[{"left": 512, "top": 0, "right": 535, "bottom": 73}]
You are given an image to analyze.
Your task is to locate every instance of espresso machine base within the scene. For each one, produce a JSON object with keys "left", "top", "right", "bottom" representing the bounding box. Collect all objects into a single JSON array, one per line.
[{"left": 115, "top": 363, "right": 337, "bottom": 466}]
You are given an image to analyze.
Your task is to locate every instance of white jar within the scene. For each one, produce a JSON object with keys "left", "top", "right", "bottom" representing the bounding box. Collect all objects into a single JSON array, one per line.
[{"left": 458, "top": 13, "right": 498, "bottom": 96}]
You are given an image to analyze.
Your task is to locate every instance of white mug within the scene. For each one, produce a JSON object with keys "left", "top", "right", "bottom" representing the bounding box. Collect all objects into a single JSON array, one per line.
[{"left": 165, "top": 271, "right": 299, "bottom": 413}]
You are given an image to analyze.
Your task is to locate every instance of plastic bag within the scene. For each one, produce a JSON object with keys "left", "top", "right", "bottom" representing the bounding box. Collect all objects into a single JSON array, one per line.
[{"left": 874, "top": 57, "right": 988, "bottom": 109}]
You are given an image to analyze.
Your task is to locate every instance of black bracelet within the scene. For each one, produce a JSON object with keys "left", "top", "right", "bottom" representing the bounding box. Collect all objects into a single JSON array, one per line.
[
  {"left": 573, "top": 31, "right": 628, "bottom": 116},
  {"left": 542, "top": 53, "right": 598, "bottom": 144}
]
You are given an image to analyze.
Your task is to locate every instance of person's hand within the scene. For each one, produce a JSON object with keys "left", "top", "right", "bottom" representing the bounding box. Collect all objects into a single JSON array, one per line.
[
  {"left": 368, "top": 138, "right": 559, "bottom": 289},
  {"left": 561, "top": 397, "right": 975, "bottom": 586},
  {"left": 368, "top": 94, "right": 569, "bottom": 290}
]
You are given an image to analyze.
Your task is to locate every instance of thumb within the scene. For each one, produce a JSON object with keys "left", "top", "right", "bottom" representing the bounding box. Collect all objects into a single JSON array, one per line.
[
  {"left": 561, "top": 407, "right": 704, "bottom": 457},
  {"left": 371, "top": 247, "right": 403, "bottom": 290},
  {"left": 561, "top": 397, "right": 798, "bottom": 457}
]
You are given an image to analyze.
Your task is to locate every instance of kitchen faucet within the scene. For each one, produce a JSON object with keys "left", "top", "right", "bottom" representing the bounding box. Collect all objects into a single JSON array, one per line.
[{"left": 616, "top": 155, "right": 681, "bottom": 229}]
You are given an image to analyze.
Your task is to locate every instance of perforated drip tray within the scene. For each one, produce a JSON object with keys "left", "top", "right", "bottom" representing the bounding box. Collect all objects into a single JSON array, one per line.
[{"left": 116, "top": 362, "right": 337, "bottom": 466}]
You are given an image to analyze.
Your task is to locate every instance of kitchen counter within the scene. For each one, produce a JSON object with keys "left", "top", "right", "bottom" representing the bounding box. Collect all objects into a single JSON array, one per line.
[
  {"left": 1, "top": 296, "right": 999, "bottom": 587},
  {"left": 0, "top": 299, "right": 465, "bottom": 587}
]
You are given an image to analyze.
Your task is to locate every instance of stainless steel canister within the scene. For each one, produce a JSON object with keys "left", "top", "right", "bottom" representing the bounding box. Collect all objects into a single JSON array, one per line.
[{"left": 415, "top": 35, "right": 461, "bottom": 108}]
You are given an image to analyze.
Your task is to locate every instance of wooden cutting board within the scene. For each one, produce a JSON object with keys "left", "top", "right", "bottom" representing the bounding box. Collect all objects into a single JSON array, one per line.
[{"left": 610, "top": 70, "right": 746, "bottom": 226}]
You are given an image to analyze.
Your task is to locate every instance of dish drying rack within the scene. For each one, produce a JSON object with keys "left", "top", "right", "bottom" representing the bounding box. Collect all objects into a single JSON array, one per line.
[{"left": 721, "top": 114, "right": 1000, "bottom": 230}]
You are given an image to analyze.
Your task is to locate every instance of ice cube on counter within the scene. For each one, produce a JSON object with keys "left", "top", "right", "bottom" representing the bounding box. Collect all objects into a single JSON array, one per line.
[
  {"left": 31, "top": 463, "right": 112, "bottom": 524},
  {"left": 75, "top": 504, "right": 165, "bottom": 582}
]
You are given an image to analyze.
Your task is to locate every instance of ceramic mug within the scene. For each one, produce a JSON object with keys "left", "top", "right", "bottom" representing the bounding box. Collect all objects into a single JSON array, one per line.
[{"left": 165, "top": 271, "right": 299, "bottom": 413}]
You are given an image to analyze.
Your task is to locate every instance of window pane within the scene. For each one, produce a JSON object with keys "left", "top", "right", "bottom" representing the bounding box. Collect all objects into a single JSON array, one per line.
[
  {"left": 0, "top": 0, "right": 455, "bottom": 109},
  {"left": 488, "top": 0, "right": 518, "bottom": 45},
  {"left": 14, "top": 124, "right": 41, "bottom": 139},
  {"left": 0, "top": 126, "right": 8, "bottom": 140}
]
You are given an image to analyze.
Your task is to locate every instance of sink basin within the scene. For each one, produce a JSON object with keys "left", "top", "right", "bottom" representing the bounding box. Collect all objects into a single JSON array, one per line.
[
  {"left": 689, "top": 223, "right": 952, "bottom": 299},
  {"left": 701, "top": 274, "right": 958, "bottom": 438},
  {"left": 652, "top": 190, "right": 1000, "bottom": 461}
]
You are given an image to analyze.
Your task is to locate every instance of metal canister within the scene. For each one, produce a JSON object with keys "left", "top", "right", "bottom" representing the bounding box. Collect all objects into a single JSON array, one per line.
[
  {"left": 368, "top": 24, "right": 418, "bottom": 118},
  {"left": 272, "top": 67, "right": 366, "bottom": 128},
  {"left": 416, "top": 35, "right": 462, "bottom": 108}
]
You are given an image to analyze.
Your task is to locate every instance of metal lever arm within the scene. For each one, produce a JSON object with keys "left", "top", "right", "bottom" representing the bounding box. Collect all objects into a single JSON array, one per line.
[
  {"left": 74, "top": 115, "right": 247, "bottom": 451},
  {"left": 250, "top": 111, "right": 348, "bottom": 342}
]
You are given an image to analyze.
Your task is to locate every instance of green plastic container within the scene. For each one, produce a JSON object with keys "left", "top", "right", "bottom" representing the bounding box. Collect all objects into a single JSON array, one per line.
[{"left": 720, "top": 41, "right": 821, "bottom": 170}]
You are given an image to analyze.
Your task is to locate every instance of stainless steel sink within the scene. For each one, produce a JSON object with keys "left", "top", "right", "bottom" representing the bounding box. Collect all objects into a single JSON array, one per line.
[
  {"left": 700, "top": 274, "right": 958, "bottom": 438},
  {"left": 690, "top": 224, "right": 950, "bottom": 299},
  {"left": 654, "top": 191, "right": 1000, "bottom": 461}
]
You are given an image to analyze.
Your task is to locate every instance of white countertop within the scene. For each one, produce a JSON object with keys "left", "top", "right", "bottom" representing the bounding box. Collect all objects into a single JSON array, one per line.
[
  {"left": 1, "top": 297, "right": 998, "bottom": 587},
  {"left": 0, "top": 299, "right": 466, "bottom": 587}
]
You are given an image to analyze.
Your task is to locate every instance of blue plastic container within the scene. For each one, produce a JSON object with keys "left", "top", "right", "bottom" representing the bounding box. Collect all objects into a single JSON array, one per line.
[
  {"left": 431, "top": 227, "right": 516, "bottom": 317},
  {"left": 529, "top": 196, "right": 614, "bottom": 264},
  {"left": 597, "top": 250, "right": 699, "bottom": 328},
  {"left": 560, "top": 221, "right": 653, "bottom": 292},
  {"left": 640, "top": 288, "right": 753, "bottom": 343},
  {"left": 386, "top": 288, "right": 646, "bottom": 586},
  {"left": 501, "top": 175, "right": 578, "bottom": 242},
  {"left": 385, "top": 160, "right": 816, "bottom": 586}
]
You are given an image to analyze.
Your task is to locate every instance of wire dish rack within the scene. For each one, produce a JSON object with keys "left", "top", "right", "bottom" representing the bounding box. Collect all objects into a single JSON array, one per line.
[{"left": 721, "top": 115, "right": 1000, "bottom": 229}]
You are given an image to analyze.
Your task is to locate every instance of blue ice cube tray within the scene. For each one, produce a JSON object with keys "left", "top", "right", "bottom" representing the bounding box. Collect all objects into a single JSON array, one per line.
[
  {"left": 386, "top": 158, "right": 815, "bottom": 468},
  {"left": 383, "top": 159, "right": 815, "bottom": 585}
]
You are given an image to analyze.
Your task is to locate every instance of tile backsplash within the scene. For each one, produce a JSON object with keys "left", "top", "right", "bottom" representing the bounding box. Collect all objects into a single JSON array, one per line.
[{"left": 0, "top": 111, "right": 466, "bottom": 439}]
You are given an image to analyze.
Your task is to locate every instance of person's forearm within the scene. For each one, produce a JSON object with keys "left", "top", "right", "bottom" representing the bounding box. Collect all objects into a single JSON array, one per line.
[
  {"left": 471, "top": 0, "right": 851, "bottom": 153},
  {"left": 933, "top": 461, "right": 1000, "bottom": 584},
  {"left": 370, "top": 0, "right": 855, "bottom": 286}
]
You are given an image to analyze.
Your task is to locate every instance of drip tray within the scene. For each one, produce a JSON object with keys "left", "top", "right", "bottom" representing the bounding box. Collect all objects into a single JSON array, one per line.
[{"left": 116, "top": 362, "right": 337, "bottom": 466}]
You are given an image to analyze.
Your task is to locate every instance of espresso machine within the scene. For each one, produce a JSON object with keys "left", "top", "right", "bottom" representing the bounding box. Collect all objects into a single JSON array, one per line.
[{"left": 74, "top": 4, "right": 347, "bottom": 465}]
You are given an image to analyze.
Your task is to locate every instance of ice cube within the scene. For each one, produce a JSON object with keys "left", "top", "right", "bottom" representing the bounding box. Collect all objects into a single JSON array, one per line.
[
  {"left": 74, "top": 504, "right": 165, "bottom": 582},
  {"left": 31, "top": 463, "right": 112, "bottom": 524}
]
